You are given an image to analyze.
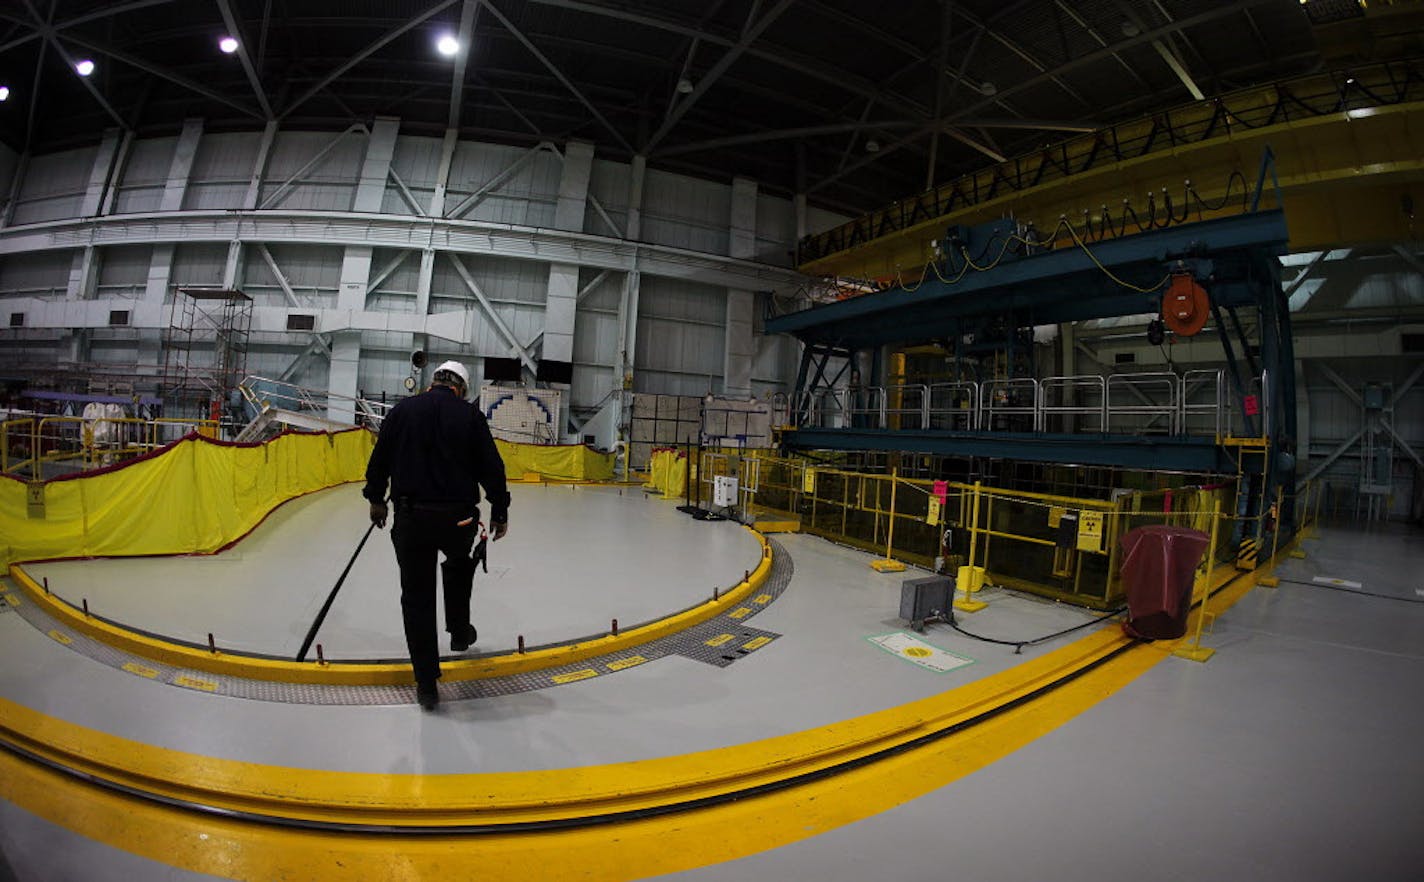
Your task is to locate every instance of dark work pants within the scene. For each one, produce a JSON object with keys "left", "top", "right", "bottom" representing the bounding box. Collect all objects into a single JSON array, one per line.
[{"left": 390, "top": 503, "right": 478, "bottom": 686}]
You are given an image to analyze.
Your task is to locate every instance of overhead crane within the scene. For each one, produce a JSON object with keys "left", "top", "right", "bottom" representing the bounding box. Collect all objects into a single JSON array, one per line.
[{"left": 766, "top": 154, "right": 1300, "bottom": 554}]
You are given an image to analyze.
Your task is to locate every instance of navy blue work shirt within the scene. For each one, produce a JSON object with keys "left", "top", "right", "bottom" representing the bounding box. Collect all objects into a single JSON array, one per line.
[{"left": 363, "top": 385, "right": 511, "bottom": 523}]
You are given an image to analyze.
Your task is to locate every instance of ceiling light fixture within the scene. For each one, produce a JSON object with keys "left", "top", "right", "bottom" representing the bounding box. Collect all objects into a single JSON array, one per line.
[
  {"left": 0, "top": 86, "right": 9, "bottom": 102},
  {"left": 75, "top": 59, "right": 95, "bottom": 77},
  {"left": 865, "top": 139, "right": 880, "bottom": 153},
  {"left": 1121, "top": 20, "right": 1141, "bottom": 37},
  {"left": 436, "top": 34, "right": 460, "bottom": 57},
  {"left": 219, "top": 36, "right": 239, "bottom": 54},
  {"left": 980, "top": 81, "right": 997, "bottom": 96},
  {"left": 677, "top": 77, "right": 694, "bottom": 94}
]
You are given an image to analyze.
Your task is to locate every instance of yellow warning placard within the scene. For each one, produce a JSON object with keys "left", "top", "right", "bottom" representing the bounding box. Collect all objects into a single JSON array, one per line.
[
  {"left": 1077, "top": 511, "right": 1104, "bottom": 552},
  {"left": 174, "top": 675, "right": 217, "bottom": 692},
  {"left": 927, "top": 497, "right": 941, "bottom": 526},
  {"left": 551, "top": 669, "right": 598, "bottom": 684},
  {"left": 1048, "top": 505, "right": 1066, "bottom": 529},
  {"left": 4, "top": 594, "right": 19, "bottom": 607},
  {"left": 122, "top": 662, "right": 160, "bottom": 679},
  {"left": 802, "top": 468, "right": 816, "bottom": 493},
  {"left": 605, "top": 655, "right": 647, "bottom": 672},
  {"left": 742, "top": 636, "right": 772, "bottom": 651},
  {"left": 728, "top": 607, "right": 752, "bottom": 620},
  {"left": 753, "top": 594, "right": 772, "bottom": 605},
  {"left": 705, "top": 633, "right": 734, "bottom": 647},
  {"left": 47, "top": 630, "right": 72, "bottom": 645}
]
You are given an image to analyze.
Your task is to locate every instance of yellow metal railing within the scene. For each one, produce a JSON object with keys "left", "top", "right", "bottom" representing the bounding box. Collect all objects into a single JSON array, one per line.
[
  {"left": 747, "top": 452, "right": 1275, "bottom": 610},
  {"left": 1, "top": 416, "right": 219, "bottom": 477}
]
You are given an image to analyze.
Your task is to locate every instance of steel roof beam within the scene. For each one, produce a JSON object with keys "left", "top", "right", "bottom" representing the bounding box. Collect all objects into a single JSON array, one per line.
[
  {"left": 446, "top": 0, "right": 479, "bottom": 129},
  {"left": 216, "top": 0, "right": 274, "bottom": 119},
  {"left": 476, "top": 0, "right": 633, "bottom": 154},
  {"left": 642, "top": 0, "right": 796, "bottom": 154},
  {"left": 945, "top": 1, "right": 1273, "bottom": 124},
  {"left": 61, "top": 31, "right": 263, "bottom": 119},
  {"left": 20, "top": 0, "right": 128, "bottom": 132},
  {"left": 281, "top": 0, "right": 459, "bottom": 120}
]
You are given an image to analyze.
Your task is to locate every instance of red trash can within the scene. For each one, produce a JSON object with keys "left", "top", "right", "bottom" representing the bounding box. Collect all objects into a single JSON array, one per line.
[{"left": 1118, "top": 525, "right": 1210, "bottom": 639}]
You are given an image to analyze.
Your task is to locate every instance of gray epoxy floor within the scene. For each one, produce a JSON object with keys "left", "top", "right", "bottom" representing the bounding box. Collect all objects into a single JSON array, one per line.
[
  {"left": 24, "top": 483, "right": 765, "bottom": 657},
  {"left": 4, "top": 504, "right": 1420, "bottom": 881},
  {"left": 671, "top": 521, "right": 1424, "bottom": 882}
]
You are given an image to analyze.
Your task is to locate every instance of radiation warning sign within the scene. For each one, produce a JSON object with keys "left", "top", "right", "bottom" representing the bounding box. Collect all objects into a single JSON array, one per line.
[{"left": 866, "top": 632, "right": 974, "bottom": 673}]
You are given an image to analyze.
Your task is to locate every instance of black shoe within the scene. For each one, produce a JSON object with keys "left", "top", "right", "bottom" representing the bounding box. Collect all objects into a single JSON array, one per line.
[
  {"left": 416, "top": 682, "right": 439, "bottom": 711},
  {"left": 450, "top": 624, "right": 478, "bottom": 652}
]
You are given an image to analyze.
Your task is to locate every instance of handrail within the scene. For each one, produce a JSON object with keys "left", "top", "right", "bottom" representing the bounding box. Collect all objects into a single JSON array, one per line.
[
  {"left": 1106, "top": 372, "right": 1179, "bottom": 434},
  {"left": 239, "top": 375, "right": 392, "bottom": 427},
  {"left": 1039, "top": 375, "right": 1107, "bottom": 434},
  {"left": 792, "top": 369, "right": 1239, "bottom": 443},
  {"left": 981, "top": 378, "right": 1039, "bottom": 431}
]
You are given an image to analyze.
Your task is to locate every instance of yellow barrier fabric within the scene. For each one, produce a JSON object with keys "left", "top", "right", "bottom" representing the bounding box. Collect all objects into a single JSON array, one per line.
[
  {"left": 0, "top": 429, "right": 374, "bottom": 569},
  {"left": 643, "top": 449, "right": 688, "bottom": 499},
  {"left": 494, "top": 440, "right": 614, "bottom": 482}
]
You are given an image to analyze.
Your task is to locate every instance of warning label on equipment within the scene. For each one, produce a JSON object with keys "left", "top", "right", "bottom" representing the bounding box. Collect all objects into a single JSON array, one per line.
[{"left": 866, "top": 632, "right": 974, "bottom": 673}]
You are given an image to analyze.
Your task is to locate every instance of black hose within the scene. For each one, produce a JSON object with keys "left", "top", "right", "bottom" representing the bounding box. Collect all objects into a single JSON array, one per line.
[
  {"left": 1278, "top": 578, "right": 1424, "bottom": 604},
  {"left": 295, "top": 520, "right": 379, "bottom": 662},
  {"left": 944, "top": 607, "right": 1126, "bottom": 654}
]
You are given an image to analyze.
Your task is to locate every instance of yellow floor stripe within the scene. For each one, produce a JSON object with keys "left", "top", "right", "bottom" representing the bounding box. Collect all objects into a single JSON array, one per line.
[
  {"left": 0, "top": 542, "right": 1276, "bottom": 878},
  {"left": 5, "top": 528, "right": 773, "bottom": 686},
  {"left": 0, "top": 632, "right": 1168, "bottom": 881}
]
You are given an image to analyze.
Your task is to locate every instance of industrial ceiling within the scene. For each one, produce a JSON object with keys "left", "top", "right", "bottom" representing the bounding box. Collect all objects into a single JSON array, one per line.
[{"left": 0, "top": 1, "right": 1363, "bottom": 217}]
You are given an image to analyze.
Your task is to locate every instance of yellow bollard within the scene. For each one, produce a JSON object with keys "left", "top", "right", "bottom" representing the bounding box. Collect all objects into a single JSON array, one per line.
[
  {"left": 954, "top": 481, "right": 988, "bottom": 612},
  {"left": 1174, "top": 501, "right": 1221, "bottom": 662},
  {"left": 870, "top": 468, "right": 907, "bottom": 573},
  {"left": 1258, "top": 485, "right": 1286, "bottom": 588}
]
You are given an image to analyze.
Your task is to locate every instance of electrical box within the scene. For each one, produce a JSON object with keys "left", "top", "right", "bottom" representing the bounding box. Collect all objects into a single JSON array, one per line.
[
  {"left": 899, "top": 576, "right": 954, "bottom": 631},
  {"left": 713, "top": 475, "right": 739, "bottom": 507}
]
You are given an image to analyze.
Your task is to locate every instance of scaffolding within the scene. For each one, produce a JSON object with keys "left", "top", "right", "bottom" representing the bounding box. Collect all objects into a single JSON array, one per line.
[{"left": 160, "top": 288, "right": 252, "bottom": 416}]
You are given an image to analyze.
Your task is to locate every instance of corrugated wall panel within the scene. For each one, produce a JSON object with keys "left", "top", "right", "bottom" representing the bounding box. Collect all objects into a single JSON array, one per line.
[
  {"left": 95, "top": 245, "right": 153, "bottom": 297},
  {"left": 258, "top": 131, "right": 365, "bottom": 211},
  {"left": 444, "top": 143, "right": 561, "bottom": 228},
  {"left": 184, "top": 132, "right": 261, "bottom": 210},
  {"left": 113, "top": 137, "right": 176, "bottom": 215},
  {"left": 11, "top": 146, "right": 96, "bottom": 224},
  {"left": 0, "top": 251, "right": 73, "bottom": 297},
  {"left": 755, "top": 195, "right": 797, "bottom": 267},
  {"left": 640, "top": 169, "right": 732, "bottom": 254},
  {"left": 170, "top": 243, "right": 228, "bottom": 288},
  {"left": 240, "top": 244, "right": 343, "bottom": 309}
]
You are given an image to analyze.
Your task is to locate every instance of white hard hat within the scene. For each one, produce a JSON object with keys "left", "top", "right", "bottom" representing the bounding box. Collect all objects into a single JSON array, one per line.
[{"left": 433, "top": 360, "right": 470, "bottom": 393}]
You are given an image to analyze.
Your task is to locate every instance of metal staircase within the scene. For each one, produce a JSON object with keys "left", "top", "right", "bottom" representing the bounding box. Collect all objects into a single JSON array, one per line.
[{"left": 234, "top": 377, "right": 391, "bottom": 443}]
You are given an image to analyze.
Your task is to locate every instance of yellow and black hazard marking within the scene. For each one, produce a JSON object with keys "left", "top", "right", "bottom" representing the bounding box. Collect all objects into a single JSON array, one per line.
[
  {"left": 4, "top": 537, "right": 795, "bottom": 704},
  {"left": 122, "top": 662, "right": 160, "bottom": 679},
  {"left": 676, "top": 625, "right": 781, "bottom": 668},
  {"left": 550, "top": 669, "right": 598, "bottom": 685},
  {"left": 605, "top": 655, "right": 647, "bottom": 672},
  {"left": 1236, "top": 537, "right": 1259, "bottom": 571}
]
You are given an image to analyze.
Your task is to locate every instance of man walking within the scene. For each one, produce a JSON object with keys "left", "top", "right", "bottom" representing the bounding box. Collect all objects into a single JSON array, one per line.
[{"left": 364, "top": 360, "right": 510, "bottom": 710}]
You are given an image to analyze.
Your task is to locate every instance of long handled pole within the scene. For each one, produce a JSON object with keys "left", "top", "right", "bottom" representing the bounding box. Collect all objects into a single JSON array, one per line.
[{"left": 296, "top": 521, "right": 378, "bottom": 662}]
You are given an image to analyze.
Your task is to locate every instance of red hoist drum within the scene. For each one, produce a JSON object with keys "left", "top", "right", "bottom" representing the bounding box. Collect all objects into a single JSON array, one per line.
[{"left": 1162, "top": 274, "right": 1209, "bottom": 337}]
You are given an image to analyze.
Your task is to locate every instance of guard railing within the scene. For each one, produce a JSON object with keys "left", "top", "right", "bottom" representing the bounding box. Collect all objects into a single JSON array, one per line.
[{"left": 792, "top": 368, "right": 1264, "bottom": 441}]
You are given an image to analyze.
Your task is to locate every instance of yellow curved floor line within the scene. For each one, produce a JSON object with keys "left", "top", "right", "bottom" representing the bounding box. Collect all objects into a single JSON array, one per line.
[
  {"left": 5, "top": 527, "right": 772, "bottom": 686},
  {"left": 0, "top": 550, "right": 1272, "bottom": 877},
  {"left": 0, "top": 629, "right": 1181, "bottom": 881}
]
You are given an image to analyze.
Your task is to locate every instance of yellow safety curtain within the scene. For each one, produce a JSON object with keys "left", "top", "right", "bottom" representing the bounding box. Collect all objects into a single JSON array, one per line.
[
  {"left": 642, "top": 448, "right": 688, "bottom": 499},
  {"left": 1, "top": 429, "right": 374, "bottom": 569},
  {"left": 494, "top": 441, "right": 614, "bottom": 482}
]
